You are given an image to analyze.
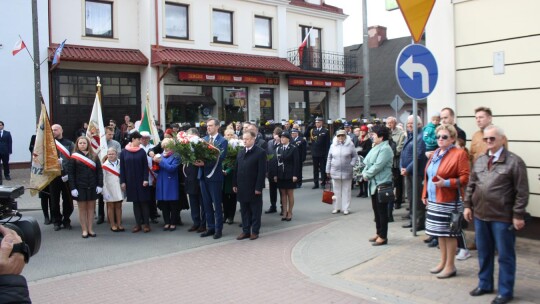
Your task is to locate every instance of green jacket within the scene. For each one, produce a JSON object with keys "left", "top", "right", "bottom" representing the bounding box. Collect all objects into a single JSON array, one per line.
[{"left": 362, "top": 141, "right": 394, "bottom": 196}]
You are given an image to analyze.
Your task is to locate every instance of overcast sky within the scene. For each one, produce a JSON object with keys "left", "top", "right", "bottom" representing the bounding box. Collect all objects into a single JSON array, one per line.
[{"left": 324, "top": 0, "right": 411, "bottom": 46}]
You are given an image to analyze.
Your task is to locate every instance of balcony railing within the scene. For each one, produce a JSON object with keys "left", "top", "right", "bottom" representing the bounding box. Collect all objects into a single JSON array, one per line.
[{"left": 287, "top": 48, "right": 357, "bottom": 74}]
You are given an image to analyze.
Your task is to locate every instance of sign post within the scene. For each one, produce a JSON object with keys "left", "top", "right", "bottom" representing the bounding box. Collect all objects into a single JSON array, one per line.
[{"left": 396, "top": 0, "right": 437, "bottom": 237}]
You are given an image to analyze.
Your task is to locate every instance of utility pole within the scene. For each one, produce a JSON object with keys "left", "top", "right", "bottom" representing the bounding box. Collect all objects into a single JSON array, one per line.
[
  {"left": 362, "top": 0, "right": 370, "bottom": 119},
  {"left": 32, "top": 0, "right": 42, "bottom": 122}
]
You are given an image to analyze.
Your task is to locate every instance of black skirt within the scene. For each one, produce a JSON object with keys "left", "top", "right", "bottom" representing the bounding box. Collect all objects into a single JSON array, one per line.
[
  {"left": 76, "top": 187, "right": 98, "bottom": 201},
  {"left": 277, "top": 179, "right": 296, "bottom": 189}
]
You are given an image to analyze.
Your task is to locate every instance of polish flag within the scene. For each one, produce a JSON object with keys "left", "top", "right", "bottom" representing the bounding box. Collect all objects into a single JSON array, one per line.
[
  {"left": 12, "top": 39, "right": 27, "bottom": 56},
  {"left": 298, "top": 27, "right": 313, "bottom": 63}
]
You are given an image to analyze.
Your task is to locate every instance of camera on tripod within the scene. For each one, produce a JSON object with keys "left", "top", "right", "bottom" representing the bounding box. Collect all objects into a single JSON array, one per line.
[{"left": 0, "top": 186, "right": 41, "bottom": 258}]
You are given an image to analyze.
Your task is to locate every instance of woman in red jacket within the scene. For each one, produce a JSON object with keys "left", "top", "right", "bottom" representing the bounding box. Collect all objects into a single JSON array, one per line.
[{"left": 422, "top": 124, "right": 470, "bottom": 279}]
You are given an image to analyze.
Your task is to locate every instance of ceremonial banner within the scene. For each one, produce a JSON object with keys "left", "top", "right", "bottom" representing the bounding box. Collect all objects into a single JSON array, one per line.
[
  {"left": 138, "top": 99, "right": 161, "bottom": 145},
  {"left": 30, "top": 103, "right": 61, "bottom": 196},
  {"left": 86, "top": 92, "right": 107, "bottom": 161}
]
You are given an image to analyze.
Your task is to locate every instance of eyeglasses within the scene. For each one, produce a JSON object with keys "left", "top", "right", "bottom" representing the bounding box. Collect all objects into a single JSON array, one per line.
[
  {"left": 483, "top": 136, "right": 496, "bottom": 142},
  {"left": 337, "top": 134, "right": 346, "bottom": 137},
  {"left": 436, "top": 135, "right": 449, "bottom": 140}
]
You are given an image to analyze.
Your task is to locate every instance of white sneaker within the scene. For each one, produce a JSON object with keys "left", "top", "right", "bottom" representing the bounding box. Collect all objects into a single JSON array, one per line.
[
  {"left": 456, "top": 249, "right": 472, "bottom": 260},
  {"left": 332, "top": 210, "right": 340, "bottom": 214},
  {"left": 343, "top": 210, "right": 350, "bottom": 215}
]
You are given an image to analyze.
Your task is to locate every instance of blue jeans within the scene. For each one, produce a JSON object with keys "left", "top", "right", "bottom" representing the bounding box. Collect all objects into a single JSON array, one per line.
[
  {"left": 200, "top": 180, "right": 224, "bottom": 232},
  {"left": 474, "top": 218, "right": 516, "bottom": 297}
]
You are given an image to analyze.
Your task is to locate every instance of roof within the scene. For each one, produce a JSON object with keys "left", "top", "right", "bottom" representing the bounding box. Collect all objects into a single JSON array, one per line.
[
  {"left": 289, "top": 0, "right": 344, "bottom": 14},
  {"left": 48, "top": 44, "right": 149, "bottom": 66},
  {"left": 151, "top": 46, "right": 360, "bottom": 80},
  {"left": 345, "top": 37, "right": 424, "bottom": 107}
]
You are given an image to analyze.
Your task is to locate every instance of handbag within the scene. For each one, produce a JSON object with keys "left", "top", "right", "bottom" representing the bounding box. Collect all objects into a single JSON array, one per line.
[
  {"left": 377, "top": 181, "right": 395, "bottom": 203},
  {"left": 449, "top": 181, "right": 464, "bottom": 235},
  {"left": 322, "top": 181, "right": 334, "bottom": 205}
]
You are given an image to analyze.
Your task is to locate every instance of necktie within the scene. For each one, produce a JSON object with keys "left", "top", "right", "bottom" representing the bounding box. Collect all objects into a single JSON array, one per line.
[
  {"left": 209, "top": 136, "right": 214, "bottom": 145},
  {"left": 488, "top": 155, "right": 495, "bottom": 170}
]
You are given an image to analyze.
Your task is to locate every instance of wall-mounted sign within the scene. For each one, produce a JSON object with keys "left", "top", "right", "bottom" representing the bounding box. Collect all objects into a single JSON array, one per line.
[
  {"left": 179, "top": 72, "right": 279, "bottom": 85},
  {"left": 288, "top": 78, "right": 345, "bottom": 88}
]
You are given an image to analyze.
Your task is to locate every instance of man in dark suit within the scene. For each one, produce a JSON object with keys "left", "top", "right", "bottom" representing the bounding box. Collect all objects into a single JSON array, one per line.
[
  {"left": 291, "top": 128, "right": 306, "bottom": 188},
  {"left": 0, "top": 121, "right": 13, "bottom": 182},
  {"left": 233, "top": 130, "right": 267, "bottom": 240},
  {"left": 195, "top": 118, "right": 228, "bottom": 239},
  {"left": 306, "top": 117, "right": 330, "bottom": 189},
  {"left": 50, "top": 124, "right": 75, "bottom": 231},
  {"left": 247, "top": 124, "right": 268, "bottom": 151}
]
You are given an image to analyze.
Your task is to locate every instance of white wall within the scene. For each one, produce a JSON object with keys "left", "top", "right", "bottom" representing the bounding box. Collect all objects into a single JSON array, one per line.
[{"left": 0, "top": 0, "right": 49, "bottom": 164}]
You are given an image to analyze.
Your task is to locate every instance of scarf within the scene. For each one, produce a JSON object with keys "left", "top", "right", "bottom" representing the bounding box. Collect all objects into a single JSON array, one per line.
[{"left": 125, "top": 143, "right": 141, "bottom": 152}]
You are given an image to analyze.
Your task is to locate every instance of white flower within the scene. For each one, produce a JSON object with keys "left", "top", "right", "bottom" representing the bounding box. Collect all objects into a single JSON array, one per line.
[
  {"left": 189, "top": 136, "right": 200, "bottom": 144},
  {"left": 238, "top": 140, "right": 245, "bottom": 147}
]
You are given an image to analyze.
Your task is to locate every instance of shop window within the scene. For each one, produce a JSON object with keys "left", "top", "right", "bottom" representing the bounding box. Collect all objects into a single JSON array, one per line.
[
  {"left": 165, "top": 2, "right": 189, "bottom": 39},
  {"left": 288, "top": 90, "right": 327, "bottom": 124},
  {"left": 85, "top": 0, "right": 113, "bottom": 38},
  {"left": 213, "top": 9, "right": 233, "bottom": 44},
  {"left": 223, "top": 87, "right": 247, "bottom": 122},
  {"left": 254, "top": 16, "right": 272, "bottom": 48},
  {"left": 259, "top": 88, "right": 274, "bottom": 122}
]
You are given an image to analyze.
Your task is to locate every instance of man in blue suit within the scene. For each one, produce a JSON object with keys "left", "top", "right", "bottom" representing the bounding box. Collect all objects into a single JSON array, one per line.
[
  {"left": 196, "top": 118, "right": 228, "bottom": 239},
  {"left": 0, "top": 121, "right": 13, "bottom": 183}
]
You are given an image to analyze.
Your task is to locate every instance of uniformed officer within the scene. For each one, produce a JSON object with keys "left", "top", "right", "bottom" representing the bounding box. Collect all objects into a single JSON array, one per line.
[
  {"left": 306, "top": 117, "right": 330, "bottom": 189},
  {"left": 291, "top": 128, "right": 307, "bottom": 188}
]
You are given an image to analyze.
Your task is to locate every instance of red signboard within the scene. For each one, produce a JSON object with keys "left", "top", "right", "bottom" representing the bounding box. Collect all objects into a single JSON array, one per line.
[
  {"left": 179, "top": 72, "right": 279, "bottom": 85},
  {"left": 288, "top": 78, "right": 345, "bottom": 88}
]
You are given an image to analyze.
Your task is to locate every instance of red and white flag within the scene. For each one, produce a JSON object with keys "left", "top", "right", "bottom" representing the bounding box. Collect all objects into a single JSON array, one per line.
[
  {"left": 298, "top": 27, "right": 313, "bottom": 63},
  {"left": 12, "top": 39, "right": 27, "bottom": 56},
  {"left": 86, "top": 92, "right": 107, "bottom": 161}
]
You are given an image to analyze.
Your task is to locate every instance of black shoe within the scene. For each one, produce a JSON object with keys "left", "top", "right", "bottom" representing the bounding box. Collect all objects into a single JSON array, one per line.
[
  {"left": 63, "top": 224, "right": 72, "bottom": 230},
  {"left": 401, "top": 215, "right": 411, "bottom": 220},
  {"left": 423, "top": 236, "right": 435, "bottom": 243},
  {"left": 469, "top": 287, "right": 494, "bottom": 297},
  {"left": 44, "top": 217, "right": 51, "bottom": 225},
  {"left": 213, "top": 231, "right": 222, "bottom": 239},
  {"left": 356, "top": 192, "right": 363, "bottom": 197},
  {"left": 361, "top": 194, "right": 368, "bottom": 198},
  {"left": 89, "top": 232, "right": 97, "bottom": 237},
  {"left": 150, "top": 218, "right": 159, "bottom": 224},
  {"left": 53, "top": 225, "right": 61, "bottom": 231},
  {"left": 491, "top": 295, "right": 512, "bottom": 304},
  {"left": 402, "top": 223, "right": 412, "bottom": 228},
  {"left": 226, "top": 218, "right": 234, "bottom": 225},
  {"left": 265, "top": 207, "right": 277, "bottom": 214},
  {"left": 96, "top": 217, "right": 104, "bottom": 225},
  {"left": 395, "top": 203, "right": 402, "bottom": 209},
  {"left": 5, "top": 176, "right": 11, "bottom": 181},
  {"left": 388, "top": 215, "right": 394, "bottom": 222},
  {"left": 428, "top": 238, "right": 439, "bottom": 248},
  {"left": 200, "top": 230, "right": 215, "bottom": 237},
  {"left": 312, "top": 185, "right": 319, "bottom": 189}
]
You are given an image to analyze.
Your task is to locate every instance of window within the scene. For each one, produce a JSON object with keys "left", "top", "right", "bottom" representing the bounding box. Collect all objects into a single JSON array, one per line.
[
  {"left": 165, "top": 2, "right": 188, "bottom": 39},
  {"left": 300, "top": 26, "right": 322, "bottom": 70},
  {"left": 213, "top": 9, "right": 233, "bottom": 44},
  {"left": 254, "top": 16, "right": 272, "bottom": 48},
  {"left": 85, "top": 0, "right": 113, "bottom": 38},
  {"left": 259, "top": 88, "right": 274, "bottom": 121}
]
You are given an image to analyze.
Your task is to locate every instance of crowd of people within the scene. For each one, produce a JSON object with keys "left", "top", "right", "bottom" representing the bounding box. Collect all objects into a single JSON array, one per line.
[{"left": 0, "top": 105, "right": 528, "bottom": 304}]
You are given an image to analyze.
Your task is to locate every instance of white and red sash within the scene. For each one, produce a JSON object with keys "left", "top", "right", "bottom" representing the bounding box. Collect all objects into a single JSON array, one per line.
[
  {"left": 102, "top": 160, "right": 120, "bottom": 177},
  {"left": 72, "top": 152, "right": 97, "bottom": 171},
  {"left": 55, "top": 139, "right": 71, "bottom": 159}
]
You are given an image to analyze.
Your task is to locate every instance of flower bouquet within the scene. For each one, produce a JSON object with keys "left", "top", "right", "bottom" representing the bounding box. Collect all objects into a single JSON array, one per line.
[
  {"left": 223, "top": 138, "right": 244, "bottom": 169},
  {"left": 173, "top": 131, "right": 219, "bottom": 165}
]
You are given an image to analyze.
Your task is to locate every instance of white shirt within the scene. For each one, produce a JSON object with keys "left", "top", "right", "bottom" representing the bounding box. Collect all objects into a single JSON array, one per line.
[{"left": 488, "top": 147, "right": 504, "bottom": 162}]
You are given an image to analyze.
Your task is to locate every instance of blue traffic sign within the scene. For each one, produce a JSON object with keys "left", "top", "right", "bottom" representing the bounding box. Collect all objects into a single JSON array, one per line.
[{"left": 396, "top": 44, "right": 438, "bottom": 100}]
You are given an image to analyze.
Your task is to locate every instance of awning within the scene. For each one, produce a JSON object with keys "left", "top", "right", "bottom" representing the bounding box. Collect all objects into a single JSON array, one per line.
[
  {"left": 48, "top": 44, "right": 149, "bottom": 66},
  {"left": 165, "top": 95, "right": 217, "bottom": 106},
  {"left": 151, "top": 46, "right": 360, "bottom": 80}
]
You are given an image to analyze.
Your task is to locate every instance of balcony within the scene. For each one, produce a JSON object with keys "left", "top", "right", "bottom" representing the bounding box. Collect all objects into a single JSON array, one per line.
[{"left": 287, "top": 48, "right": 357, "bottom": 74}]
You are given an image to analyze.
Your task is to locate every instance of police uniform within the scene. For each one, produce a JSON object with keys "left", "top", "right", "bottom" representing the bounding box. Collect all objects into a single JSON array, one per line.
[
  {"left": 291, "top": 129, "right": 306, "bottom": 188},
  {"left": 308, "top": 118, "right": 330, "bottom": 188}
]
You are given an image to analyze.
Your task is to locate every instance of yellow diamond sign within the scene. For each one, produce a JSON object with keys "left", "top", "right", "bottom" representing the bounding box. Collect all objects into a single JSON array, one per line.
[{"left": 396, "top": 0, "right": 435, "bottom": 43}]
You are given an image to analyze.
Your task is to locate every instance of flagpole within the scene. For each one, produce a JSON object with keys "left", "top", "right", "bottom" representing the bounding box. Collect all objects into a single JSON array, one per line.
[
  {"left": 19, "top": 35, "right": 35, "bottom": 63},
  {"left": 97, "top": 76, "right": 102, "bottom": 103}
]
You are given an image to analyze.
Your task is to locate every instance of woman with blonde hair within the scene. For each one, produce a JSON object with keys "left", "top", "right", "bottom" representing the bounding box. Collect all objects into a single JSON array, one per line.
[
  {"left": 153, "top": 138, "right": 181, "bottom": 231},
  {"left": 102, "top": 148, "right": 124, "bottom": 232},
  {"left": 422, "top": 124, "right": 470, "bottom": 278},
  {"left": 68, "top": 136, "right": 103, "bottom": 238}
]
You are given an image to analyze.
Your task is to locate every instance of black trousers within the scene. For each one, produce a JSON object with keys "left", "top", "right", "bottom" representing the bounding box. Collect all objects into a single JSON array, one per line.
[
  {"left": 223, "top": 192, "right": 237, "bottom": 220},
  {"left": 406, "top": 175, "right": 426, "bottom": 229},
  {"left": 158, "top": 200, "right": 179, "bottom": 225},
  {"left": 240, "top": 195, "right": 263, "bottom": 235},
  {"left": 98, "top": 194, "right": 105, "bottom": 218},
  {"left": 392, "top": 167, "right": 403, "bottom": 205},
  {"left": 371, "top": 190, "right": 389, "bottom": 239},
  {"left": 49, "top": 177, "right": 73, "bottom": 226},
  {"left": 39, "top": 186, "right": 50, "bottom": 218},
  {"left": 0, "top": 152, "right": 9, "bottom": 177},
  {"left": 133, "top": 201, "right": 150, "bottom": 226},
  {"left": 149, "top": 186, "right": 159, "bottom": 218},
  {"left": 268, "top": 178, "right": 281, "bottom": 208},
  {"left": 312, "top": 156, "right": 327, "bottom": 185}
]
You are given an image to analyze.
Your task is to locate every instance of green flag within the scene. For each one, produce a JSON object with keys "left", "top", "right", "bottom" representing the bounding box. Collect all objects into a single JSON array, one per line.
[{"left": 139, "top": 100, "right": 161, "bottom": 145}]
